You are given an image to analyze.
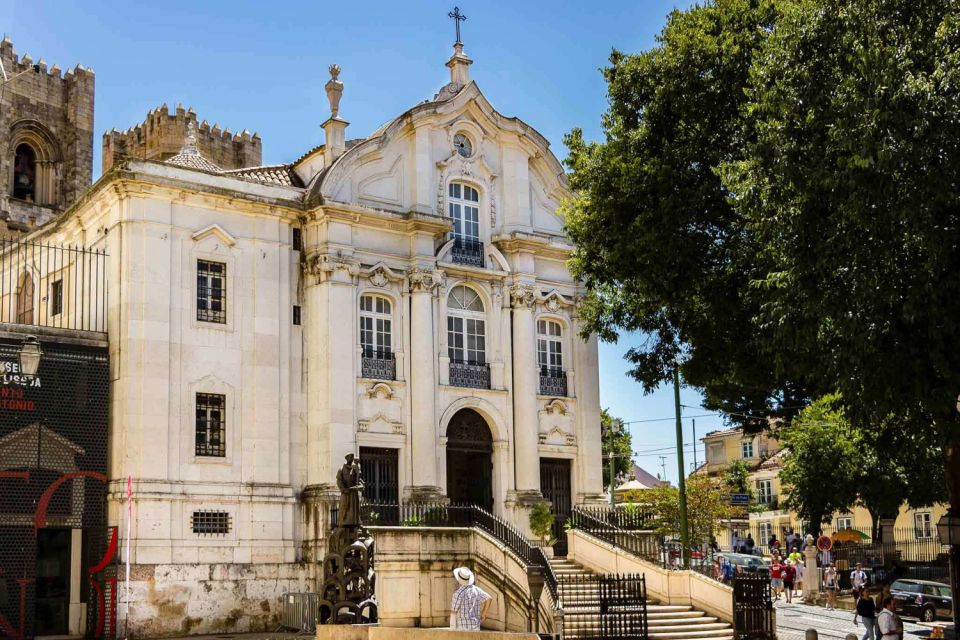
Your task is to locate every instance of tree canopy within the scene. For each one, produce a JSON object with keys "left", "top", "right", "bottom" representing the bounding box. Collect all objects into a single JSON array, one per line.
[
  {"left": 647, "top": 474, "right": 737, "bottom": 545},
  {"left": 601, "top": 408, "right": 633, "bottom": 490}
]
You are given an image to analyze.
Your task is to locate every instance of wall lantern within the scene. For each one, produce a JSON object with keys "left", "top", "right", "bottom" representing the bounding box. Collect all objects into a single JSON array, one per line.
[{"left": 19, "top": 335, "right": 43, "bottom": 376}]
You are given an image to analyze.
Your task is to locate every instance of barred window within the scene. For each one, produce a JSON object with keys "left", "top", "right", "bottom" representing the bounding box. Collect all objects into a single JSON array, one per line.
[
  {"left": 191, "top": 510, "right": 231, "bottom": 535},
  {"left": 197, "top": 260, "right": 226, "bottom": 323},
  {"left": 195, "top": 392, "right": 226, "bottom": 457},
  {"left": 537, "top": 319, "right": 563, "bottom": 374}
]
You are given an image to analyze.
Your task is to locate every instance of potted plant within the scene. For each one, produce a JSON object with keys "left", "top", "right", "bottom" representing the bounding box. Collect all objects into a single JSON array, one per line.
[{"left": 529, "top": 502, "right": 557, "bottom": 557}]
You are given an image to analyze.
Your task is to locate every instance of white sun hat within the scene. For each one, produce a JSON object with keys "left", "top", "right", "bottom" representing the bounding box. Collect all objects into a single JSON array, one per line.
[{"left": 453, "top": 566, "right": 475, "bottom": 586}]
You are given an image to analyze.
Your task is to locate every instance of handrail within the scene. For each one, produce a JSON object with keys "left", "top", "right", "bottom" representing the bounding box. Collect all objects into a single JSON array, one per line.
[
  {"left": 532, "top": 545, "right": 562, "bottom": 613},
  {"left": 569, "top": 506, "right": 665, "bottom": 565}
]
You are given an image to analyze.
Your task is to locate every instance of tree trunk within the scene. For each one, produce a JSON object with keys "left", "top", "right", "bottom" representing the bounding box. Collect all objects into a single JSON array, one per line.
[{"left": 869, "top": 510, "right": 880, "bottom": 542}]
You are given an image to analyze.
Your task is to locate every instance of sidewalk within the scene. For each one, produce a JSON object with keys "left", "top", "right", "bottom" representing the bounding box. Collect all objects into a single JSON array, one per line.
[{"left": 776, "top": 599, "right": 955, "bottom": 640}]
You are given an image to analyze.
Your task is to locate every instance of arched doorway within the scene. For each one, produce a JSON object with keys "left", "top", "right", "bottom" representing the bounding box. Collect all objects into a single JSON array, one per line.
[{"left": 445, "top": 409, "right": 493, "bottom": 511}]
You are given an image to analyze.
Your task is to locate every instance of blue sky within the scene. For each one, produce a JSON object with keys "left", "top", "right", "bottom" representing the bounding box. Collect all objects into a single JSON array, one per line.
[{"left": 3, "top": 0, "right": 727, "bottom": 483}]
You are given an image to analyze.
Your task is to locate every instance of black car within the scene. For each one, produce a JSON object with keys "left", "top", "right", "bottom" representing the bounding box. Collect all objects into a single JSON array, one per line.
[{"left": 890, "top": 579, "right": 953, "bottom": 622}]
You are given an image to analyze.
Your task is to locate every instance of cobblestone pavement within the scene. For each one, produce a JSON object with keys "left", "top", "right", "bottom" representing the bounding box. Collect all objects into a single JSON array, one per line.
[{"left": 775, "top": 599, "right": 955, "bottom": 640}]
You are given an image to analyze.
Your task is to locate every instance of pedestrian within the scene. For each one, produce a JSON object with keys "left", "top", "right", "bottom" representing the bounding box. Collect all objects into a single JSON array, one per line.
[
  {"left": 768, "top": 533, "right": 778, "bottom": 550},
  {"left": 854, "top": 589, "right": 877, "bottom": 640},
  {"left": 788, "top": 545, "right": 803, "bottom": 566},
  {"left": 783, "top": 560, "right": 796, "bottom": 603},
  {"left": 770, "top": 557, "right": 784, "bottom": 601},
  {"left": 874, "top": 582, "right": 891, "bottom": 640},
  {"left": 713, "top": 556, "right": 723, "bottom": 581},
  {"left": 823, "top": 562, "right": 839, "bottom": 610},
  {"left": 449, "top": 566, "right": 492, "bottom": 630},
  {"left": 877, "top": 596, "right": 903, "bottom": 640},
  {"left": 745, "top": 534, "right": 755, "bottom": 555},
  {"left": 786, "top": 528, "right": 798, "bottom": 550},
  {"left": 850, "top": 562, "right": 869, "bottom": 598},
  {"left": 722, "top": 556, "right": 735, "bottom": 583}
]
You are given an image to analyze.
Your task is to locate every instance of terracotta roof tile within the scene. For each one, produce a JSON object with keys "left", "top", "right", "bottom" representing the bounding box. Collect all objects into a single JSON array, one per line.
[{"left": 221, "top": 164, "right": 304, "bottom": 188}]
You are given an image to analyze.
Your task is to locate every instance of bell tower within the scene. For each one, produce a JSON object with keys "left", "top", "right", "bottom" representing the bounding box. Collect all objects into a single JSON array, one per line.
[{"left": 0, "top": 36, "right": 95, "bottom": 235}]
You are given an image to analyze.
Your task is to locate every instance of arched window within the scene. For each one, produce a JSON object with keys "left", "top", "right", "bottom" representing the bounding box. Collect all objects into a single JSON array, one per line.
[
  {"left": 13, "top": 144, "right": 37, "bottom": 201},
  {"left": 448, "top": 183, "right": 479, "bottom": 243},
  {"left": 16, "top": 273, "right": 33, "bottom": 325},
  {"left": 359, "top": 294, "right": 392, "bottom": 358},
  {"left": 537, "top": 319, "right": 563, "bottom": 375},
  {"left": 447, "top": 285, "right": 485, "bottom": 365}
]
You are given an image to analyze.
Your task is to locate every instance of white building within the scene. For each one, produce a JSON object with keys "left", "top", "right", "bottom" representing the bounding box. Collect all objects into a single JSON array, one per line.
[{"left": 21, "top": 41, "right": 605, "bottom": 633}]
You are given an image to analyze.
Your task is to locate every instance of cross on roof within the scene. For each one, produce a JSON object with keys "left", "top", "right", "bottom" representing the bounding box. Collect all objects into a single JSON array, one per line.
[{"left": 448, "top": 6, "right": 467, "bottom": 45}]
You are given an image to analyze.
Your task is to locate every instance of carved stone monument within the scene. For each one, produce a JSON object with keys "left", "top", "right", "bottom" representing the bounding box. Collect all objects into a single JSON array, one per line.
[{"left": 319, "top": 453, "right": 379, "bottom": 624}]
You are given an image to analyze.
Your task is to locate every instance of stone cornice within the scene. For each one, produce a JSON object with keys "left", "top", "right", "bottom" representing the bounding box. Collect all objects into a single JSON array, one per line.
[
  {"left": 311, "top": 200, "right": 453, "bottom": 236},
  {"left": 493, "top": 231, "right": 574, "bottom": 261}
]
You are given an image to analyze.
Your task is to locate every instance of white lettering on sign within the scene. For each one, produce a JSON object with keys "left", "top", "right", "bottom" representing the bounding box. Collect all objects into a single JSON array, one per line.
[{"left": 0, "top": 361, "right": 41, "bottom": 388}]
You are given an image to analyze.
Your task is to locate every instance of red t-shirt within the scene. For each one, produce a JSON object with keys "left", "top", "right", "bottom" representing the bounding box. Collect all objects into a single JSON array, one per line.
[
  {"left": 783, "top": 564, "right": 796, "bottom": 581},
  {"left": 771, "top": 563, "right": 783, "bottom": 579}
]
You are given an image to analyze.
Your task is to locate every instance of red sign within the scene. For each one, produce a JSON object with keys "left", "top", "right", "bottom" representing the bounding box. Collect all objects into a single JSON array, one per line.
[
  {"left": 0, "top": 387, "right": 35, "bottom": 412},
  {"left": 817, "top": 535, "right": 833, "bottom": 551}
]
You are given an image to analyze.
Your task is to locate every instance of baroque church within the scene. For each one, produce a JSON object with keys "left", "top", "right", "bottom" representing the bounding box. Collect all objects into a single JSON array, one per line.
[{"left": 1, "top": 31, "right": 605, "bottom": 635}]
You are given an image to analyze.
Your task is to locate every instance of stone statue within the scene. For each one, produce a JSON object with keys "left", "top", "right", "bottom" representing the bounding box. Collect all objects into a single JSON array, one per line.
[
  {"left": 336, "top": 453, "right": 363, "bottom": 527},
  {"left": 319, "top": 452, "right": 378, "bottom": 625}
]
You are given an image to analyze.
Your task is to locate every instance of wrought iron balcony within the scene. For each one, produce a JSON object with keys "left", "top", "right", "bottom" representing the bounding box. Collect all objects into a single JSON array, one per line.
[
  {"left": 450, "top": 237, "right": 484, "bottom": 268},
  {"left": 361, "top": 349, "right": 396, "bottom": 380},
  {"left": 539, "top": 367, "right": 567, "bottom": 397},
  {"left": 449, "top": 359, "right": 490, "bottom": 389}
]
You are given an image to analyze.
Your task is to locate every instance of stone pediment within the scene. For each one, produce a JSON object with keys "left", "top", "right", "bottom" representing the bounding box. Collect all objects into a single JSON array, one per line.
[
  {"left": 191, "top": 223, "right": 237, "bottom": 247},
  {"left": 358, "top": 411, "right": 404, "bottom": 435},
  {"left": 538, "top": 400, "right": 575, "bottom": 447}
]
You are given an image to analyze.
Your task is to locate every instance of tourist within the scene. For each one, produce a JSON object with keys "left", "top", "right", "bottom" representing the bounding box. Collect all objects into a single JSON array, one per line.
[
  {"left": 877, "top": 596, "right": 903, "bottom": 640},
  {"left": 850, "top": 562, "right": 869, "bottom": 598},
  {"left": 823, "top": 562, "right": 839, "bottom": 610},
  {"left": 450, "top": 567, "right": 492, "bottom": 630},
  {"left": 745, "top": 533, "right": 755, "bottom": 555},
  {"left": 770, "top": 557, "right": 784, "bottom": 601},
  {"left": 854, "top": 589, "right": 877, "bottom": 640},
  {"left": 783, "top": 560, "right": 796, "bottom": 603}
]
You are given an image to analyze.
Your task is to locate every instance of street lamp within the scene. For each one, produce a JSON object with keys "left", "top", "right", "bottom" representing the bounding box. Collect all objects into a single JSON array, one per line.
[{"left": 18, "top": 335, "right": 42, "bottom": 376}]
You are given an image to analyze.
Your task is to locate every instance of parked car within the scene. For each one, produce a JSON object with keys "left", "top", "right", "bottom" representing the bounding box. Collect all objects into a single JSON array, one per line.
[
  {"left": 722, "top": 553, "right": 771, "bottom": 576},
  {"left": 890, "top": 579, "right": 953, "bottom": 622}
]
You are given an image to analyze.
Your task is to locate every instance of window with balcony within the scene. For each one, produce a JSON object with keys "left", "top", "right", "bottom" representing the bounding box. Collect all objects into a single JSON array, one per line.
[
  {"left": 537, "top": 319, "right": 566, "bottom": 396},
  {"left": 447, "top": 285, "right": 489, "bottom": 389},
  {"left": 196, "top": 260, "right": 226, "bottom": 323},
  {"left": 448, "top": 182, "right": 483, "bottom": 267},
  {"left": 360, "top": 294, "right": 395, "bottom": 380}
]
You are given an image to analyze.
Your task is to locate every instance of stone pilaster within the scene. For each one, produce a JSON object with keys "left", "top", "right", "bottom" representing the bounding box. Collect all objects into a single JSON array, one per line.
[
  {"left": 408, "top": 268, "right": 444, "bottom": 502},
  {"left": 509, "top": 282, "right": 542, "bottom": 502}
]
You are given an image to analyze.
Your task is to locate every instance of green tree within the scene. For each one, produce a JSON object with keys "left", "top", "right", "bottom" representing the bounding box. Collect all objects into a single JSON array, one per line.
[
  {"left": 723, "top": 460, "right": 752, "bottom": 495},
  {"left": 720, "top": 0, "right": 960, "bottom": 569},
  {"left": 778, "top": 396, "right": 860, "bottom": 534},
  {"left": 647, "top": 474, "right": 736, "bottom": 546},
  {"left": 563, "top": 0, "right": 811, "bottom": 422},
  {"left": 601, "top": 408, "right": 633, "bottom": 491}
]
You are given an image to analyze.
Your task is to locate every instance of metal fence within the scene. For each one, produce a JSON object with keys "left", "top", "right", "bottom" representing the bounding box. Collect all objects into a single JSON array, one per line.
[
  {"left": 573, "top": 505, "right": 656, "bottom": 530},
  {"left": 559, "top": 573, "right": 648, "bottom": 640},
  {"left": 568, "top": 506, "right": 664, "bottom": 565},
  {"left": 281, "top": 592, "right": 320, "bottom": 632},
  {"left": 732, "top": 573, "right": 774, "bottom": 640},
  {"left": 0, "top": 239, "right": 107, "bottom": 333}
]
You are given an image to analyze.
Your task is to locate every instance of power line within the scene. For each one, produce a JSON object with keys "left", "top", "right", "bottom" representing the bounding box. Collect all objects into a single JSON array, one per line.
[{"left": 622, "top": 412, "right": 717, "bottom": 425}]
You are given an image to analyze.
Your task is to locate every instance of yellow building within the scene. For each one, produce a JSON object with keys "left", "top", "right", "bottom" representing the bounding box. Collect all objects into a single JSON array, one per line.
[{"left": 697, "top": 427, "right": 948, "bottom": 550}]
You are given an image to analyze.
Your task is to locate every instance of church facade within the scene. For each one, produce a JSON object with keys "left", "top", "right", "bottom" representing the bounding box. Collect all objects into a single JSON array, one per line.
[{"left": 10, "top": 40, "right": 604, "bottom": 633}]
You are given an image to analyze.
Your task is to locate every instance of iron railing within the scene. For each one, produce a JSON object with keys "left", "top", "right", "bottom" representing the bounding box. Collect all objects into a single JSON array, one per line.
[
  {"left": 361, "top": 349, "right": 396, "bottom": 380},
  {"left": 451, "top": 237, "right": 484, "bottom": 268},
  {"left": 539, "top": 367, "right": 568, "bottom": 397},
  {"left": 449, "top": 359, "right": 490, "bottom": 389},
  {"left": 533, "top": 545, "right": 562, "bottom": 614},
  {"left": 280, "top": 592, "right": 320, "bottom": 632},
  {"left": 0, "top": 239, "right": 107, "bottom": 333},
  {"left": 361, "top": 502, "right": 536, "bottom": 566},
  {"left": 575, "top": 505, "right": 657, "bottom": 531},
  {"left": 568, "top": 507, "right": 662, "bottom": 563}
]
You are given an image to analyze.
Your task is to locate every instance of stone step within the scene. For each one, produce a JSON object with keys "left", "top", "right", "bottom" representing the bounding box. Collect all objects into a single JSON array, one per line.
[
  {"left": 647, "top": 630, "right": 733, "bottom": 639},
  {"left": 564, "top": 616, "right": 719, "bottom": 628}
]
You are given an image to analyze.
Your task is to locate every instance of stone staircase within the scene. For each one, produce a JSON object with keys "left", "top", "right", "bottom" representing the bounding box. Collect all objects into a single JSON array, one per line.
[{"left": 551, "top": 557, "right": 734, "bottom": 640}]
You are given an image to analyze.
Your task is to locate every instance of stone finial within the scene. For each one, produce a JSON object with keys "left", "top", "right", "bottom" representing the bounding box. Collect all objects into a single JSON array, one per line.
[
  {"left": 325, "top": 64, "right": 344, "bottom": 117},
  {"left": 181, "top": 120, "right": 200, "bottom": 156},
  {"left": 446, "top": 42, "right": 472, "bottom": 87}
]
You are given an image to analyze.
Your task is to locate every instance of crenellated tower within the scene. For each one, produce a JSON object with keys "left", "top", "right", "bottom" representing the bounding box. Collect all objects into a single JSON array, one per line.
[
  {"left": 0, "top": 36, "right": 94, "bottom": 234},
  {"left": 102, "top": 104, "right": 261, "bottom": 173}
]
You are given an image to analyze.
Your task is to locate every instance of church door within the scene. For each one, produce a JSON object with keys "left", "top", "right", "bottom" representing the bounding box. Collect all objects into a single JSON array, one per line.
[
  {"left": 540, "top": 458, "right": 572, "bottom": 556},
  {"left": 446, "top": 409, "right": 493, "bottom": 511}
]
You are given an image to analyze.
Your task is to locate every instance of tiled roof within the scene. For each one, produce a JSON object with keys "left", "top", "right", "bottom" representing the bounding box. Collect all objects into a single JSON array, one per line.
[
  {"left": 758, "top": 448, "right": 788, "bottom": 470},
  {"left": 631, "top": 464, "right": 664, "bottom": 487},
  {"left": 221, "top": 164, "right": 304, "bottom": 188},
  {"left": 166, "top": 150, "right": 222, "bottom": 173}
]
